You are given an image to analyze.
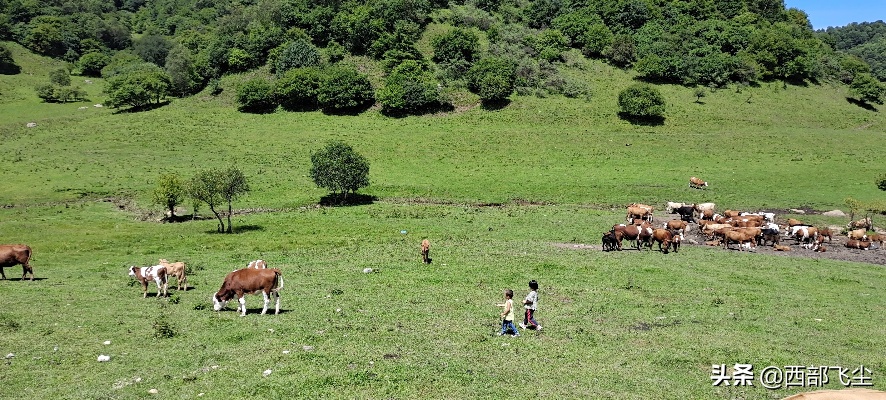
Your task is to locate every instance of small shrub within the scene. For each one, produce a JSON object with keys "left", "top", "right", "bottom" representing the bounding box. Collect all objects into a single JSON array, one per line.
[
  {"left": 316, "top": 66, "right": 375, "bottom": 114},
  {"left": 276, "top": 67, "right": 325, "bottom": 112},
  {"left": 310, "top": 140, "right": 370, "bottom": 203},
  {"left": 235, "top": 77, "right": 277, "bottom": 113},
  {"left": 618, "top": 83, "right": 666, "bottom": 120},
  {"left": 49, "top": 68, "right": 70, "bottom": 86},
  {"left": 466, "top": 57, "right": 516, "bottom": 103}
]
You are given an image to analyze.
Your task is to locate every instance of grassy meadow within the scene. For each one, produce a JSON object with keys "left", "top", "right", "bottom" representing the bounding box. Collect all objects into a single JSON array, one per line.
[{"left": 1, "top": 41, "right": 885, "bottom": 399}]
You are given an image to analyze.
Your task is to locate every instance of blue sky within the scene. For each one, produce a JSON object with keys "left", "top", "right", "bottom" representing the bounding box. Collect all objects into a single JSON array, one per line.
[{"left": 784, "top": 0, "right": 886, "bottom": 29}]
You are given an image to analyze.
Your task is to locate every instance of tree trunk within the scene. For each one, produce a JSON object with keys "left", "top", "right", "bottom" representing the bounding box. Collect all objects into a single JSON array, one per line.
[
  {"left": 208, "top": 204, "right": 224, "bottom": 233},
  {"left": 226, "top": 201, "right": 233, "bottom": 233}
]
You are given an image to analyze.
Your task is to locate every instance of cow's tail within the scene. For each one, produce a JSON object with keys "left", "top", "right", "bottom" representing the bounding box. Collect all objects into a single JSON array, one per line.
[{"left": 274, "top": 269, "right": 284, "bottom": 291}]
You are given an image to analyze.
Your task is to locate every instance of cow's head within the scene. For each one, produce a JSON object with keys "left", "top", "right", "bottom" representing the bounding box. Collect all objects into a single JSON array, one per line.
[
  {"left": 212, "top": 294, "right": 227, "bottom": 311},
  {"left": 128, "top": 266, "right": 137, "bottom": 277}
]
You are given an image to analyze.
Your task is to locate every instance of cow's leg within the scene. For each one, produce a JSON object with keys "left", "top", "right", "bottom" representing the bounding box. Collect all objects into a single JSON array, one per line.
[
  {"left": 274, "top": 291, "right": 281, "bottom": 315},
  {"left": 261, "top": 291, "right": 270, "bottom": 315},
  {"left": 238, "top": 296, "right": 247, "bottom": 316},
  {"left": 0, "top": 267, "right": 6, "bottom": 280}
]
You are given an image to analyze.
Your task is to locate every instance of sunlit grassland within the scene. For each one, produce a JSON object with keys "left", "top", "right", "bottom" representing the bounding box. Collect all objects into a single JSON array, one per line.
[{"left": 1, "top": 41, "right": 885, "bottom": 399}]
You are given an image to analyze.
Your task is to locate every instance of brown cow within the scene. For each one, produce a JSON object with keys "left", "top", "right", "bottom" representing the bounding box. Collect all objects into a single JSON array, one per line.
[
  {"left": 773, "top": 244, "right": 791, "bottom": 251},
  {"left": 611, "top": 224, "right": 644, "bottom": 250},
  {"left": 665, "top": 219, "right": 688, "bottom": 236},
  {"left": 213, "top": 268, "right": 284, "bottom": 316},
  {"left": 420, "top": 239, "right": 431, "bottom": 264},
  {"left": 723, "top": 210, "right": 741, "bottom": 218},
  {"left": 651, "top": 229, "right": 679, "bottom": 254},
  {"left": 158, "top": 259, "right": 188, "bottom": 291},
  {"left": 780, "top": 388, "right": 886, "bottom": 400},
  {"left": 845, "top": 239, "right": 874, "bottom": 250},
  {"left": 847, "top": 229, "right": 869, "bottom": 241},
  {"left": 868, "top": 233, "right": 884, "bottom": 246},
  {"left": 787, "top": 218, "right": 808, "bottom": 227},
  {"left": 701, "top": 209, "right": 714, "bottom": 220},
  {"left": 128, "top": 265, "right": 168, "bottom": 298},
  {"left": 626, "top": 205, "right": 653, "bottom": 223},
  {"left": 689, "top": 176, "right": 708, "bottom": 189},
  {"left": 0, "top": 244, "right": 34, "bottom": 280},
  {"left": 817, "top": 227, "right": 834, "bottom": 243},
  {"left": 723, "top": 230, "right": 756, "bottom": 251}
]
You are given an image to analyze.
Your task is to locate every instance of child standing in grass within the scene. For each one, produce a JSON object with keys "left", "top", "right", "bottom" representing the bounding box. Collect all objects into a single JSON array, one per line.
[
  {"left": 497, "top": 289, "right": 520, "bottom": 337},
  {"left": 520, "top": 280, "right": 542, "bottom": 331}
]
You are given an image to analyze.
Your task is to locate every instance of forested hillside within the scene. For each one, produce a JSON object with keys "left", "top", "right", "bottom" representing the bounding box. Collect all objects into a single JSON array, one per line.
[
  {"left": 820, "top": 21, "right": 886, "bottom": 82},
  {"left": 1, "top": 0, "right": 884, "bottom": 114}
]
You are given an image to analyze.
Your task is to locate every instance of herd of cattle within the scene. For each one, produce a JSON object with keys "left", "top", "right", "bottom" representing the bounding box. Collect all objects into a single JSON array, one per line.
[{"left": 603, "top": 202, "right": 883, "bottom": 254}]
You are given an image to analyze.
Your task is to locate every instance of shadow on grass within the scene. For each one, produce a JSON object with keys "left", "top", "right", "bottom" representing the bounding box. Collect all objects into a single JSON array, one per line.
[
  {"left": 846, "top": 97, "right": 879, "bottom": 112},
  {"left": 1, "top": 277, "right": 47, "bottom": 282},
  {"left": 0, "top": 63, "right": 22, "bottom": 75},
  {"left": 480, "top": 99, "right": 511, "bottom": 111},
  {"left": 380, "top": 102, "right": 456, "bottom": 118},
  {"left": 203, "top": 224, "right": 264, "bottom": 234},
  {"left": 319, "top": 193, "right": 377, "bottom": 207},
  {"left": 113, "top": 101, "right": 171, "bottom": 114},
  {"left": 617, "top": 112, "right": 666, "bottom": 126}
]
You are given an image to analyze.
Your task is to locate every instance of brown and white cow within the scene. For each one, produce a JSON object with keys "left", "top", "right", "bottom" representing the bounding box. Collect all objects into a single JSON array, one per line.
[
  {"left": 0, "top": 244, "right": 34, "bottom": 280},
  {"left": 611, "top": 224, "right": 652, "bottom": 250},
  {"left": 158, "top": 259, "right": 187, "bottom": 291},
  {"left": 420, "top": 239, "right": 431, "bottom": 264},
  {"left": 792, "top": 226, "right": 819, "bottom": 249},
  {"left": 845, "top": 239, "right": 874, "bottom": 250},
  {"left": 129, "top": 265, "right": 168, "bottom": 298},
  {"left": 626, "top": 205, "right": 653, "bottom": 223},
  {"left": 213, "top": 268, "right": 283, "bottom": 316},
  {"left": 689, "top": 176, "right": 708, "bottom": 189}
]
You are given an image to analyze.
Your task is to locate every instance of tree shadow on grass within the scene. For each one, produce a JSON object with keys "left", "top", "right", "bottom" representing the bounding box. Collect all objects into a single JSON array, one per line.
[
  {"left": 480, "top": 99, "right": 511, "bottom": 111},
  {"left": 846, "top": 97, "right": 879, "bottom": 112},
  {"left": 319, "top": 193, "right": 376, "bottom": 207},
  {"left": 203, "top": 224, "right": 265, "bottom": 234},
  {"left": 0, "top": 63, "right": 21, "bottom": 75},
  {"left": 617, "top": 112, "right": 666, "bottom": 126},
  {"left": 113, "top": 101, "right": 171, "bottom": 114},
  {"left": 380, "top": 102, "right": 455, "bottom": 118}
]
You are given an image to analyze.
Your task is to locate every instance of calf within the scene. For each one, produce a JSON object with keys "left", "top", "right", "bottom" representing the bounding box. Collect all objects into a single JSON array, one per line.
[
  {"left": 213, "top": 268, "right": 283, "bottom": 316},
  {"left": 129, "top": 265, "right": 168, "bottom": 298},
  {"left": 601, "top": 231, "right": 618, "bottom": 252},
  {"left": 689, "top": 176, "right": 708, "bottom": 189},
  {"left": 0, "top": 244, "right": 34, "bottom": 280},
  {"left": 868, "top": 233, "right": 884, "bottom": 247},
  {"left": 158, "top": 259, "right": 187, "bottom": 291},
  {"left": 420, "top": 239, "right": 431, "bottom": 264},
  {"left": 761, "top": 224, "right": 781, "bottom": 246}
]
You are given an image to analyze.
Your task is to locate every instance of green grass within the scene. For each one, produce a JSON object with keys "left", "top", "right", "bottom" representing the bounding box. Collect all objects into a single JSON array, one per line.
[{"left": 1, "top": 42, "right": 885, "bottom": 399}]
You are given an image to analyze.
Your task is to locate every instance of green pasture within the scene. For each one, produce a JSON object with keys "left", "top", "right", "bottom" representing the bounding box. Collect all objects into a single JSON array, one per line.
[{"left": 1, "top": 42, "right": 885, "bottom": 398}]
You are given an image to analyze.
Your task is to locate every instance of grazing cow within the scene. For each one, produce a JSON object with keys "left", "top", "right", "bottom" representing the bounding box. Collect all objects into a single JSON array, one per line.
[
  {"left": 651, "top": 229, "right": 679, "bottom": 254},
  {"left": 626, "top": 205, "right": 653, "bottom": 223},
  {"left": 674, "top": 205, "right": 696, "bottom": 222},
  {"left": 129, "top": 265, "right": 168, "bottom": 298},
  {"left": 723, "top": 230, "right": 756, "bottom": 251},
  {"left": 847, "top": 217, "right": 873, "bottom": 231},
  {"left": 665, "top": 202, "right": 685, "bottom": 214},
  {"left": 845, "top": 239, "right": 875, "bottom": 250},
  {"left": 420, "top": 239, "right": 431, "bottom": 264},
  {"left": 601, "top": 231, "right": 618, "bottom": 251},
  {"left": 158, "top": 259, "right": 187, "bottom": 291},
  {"left": 847, "top": 229, "right": 869, "bottom": 241},
  {"left": 689, "top": 176, "right": 708, "bottom": 189},
  {"left": 0, "top": 244, "right": 34, "bottom": 280},
  {"left": 213, "top": 268, "right": 284, "bottom": 316},
  {"left": 246, "top": 259, "right": 268, "bottom": 269}
]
